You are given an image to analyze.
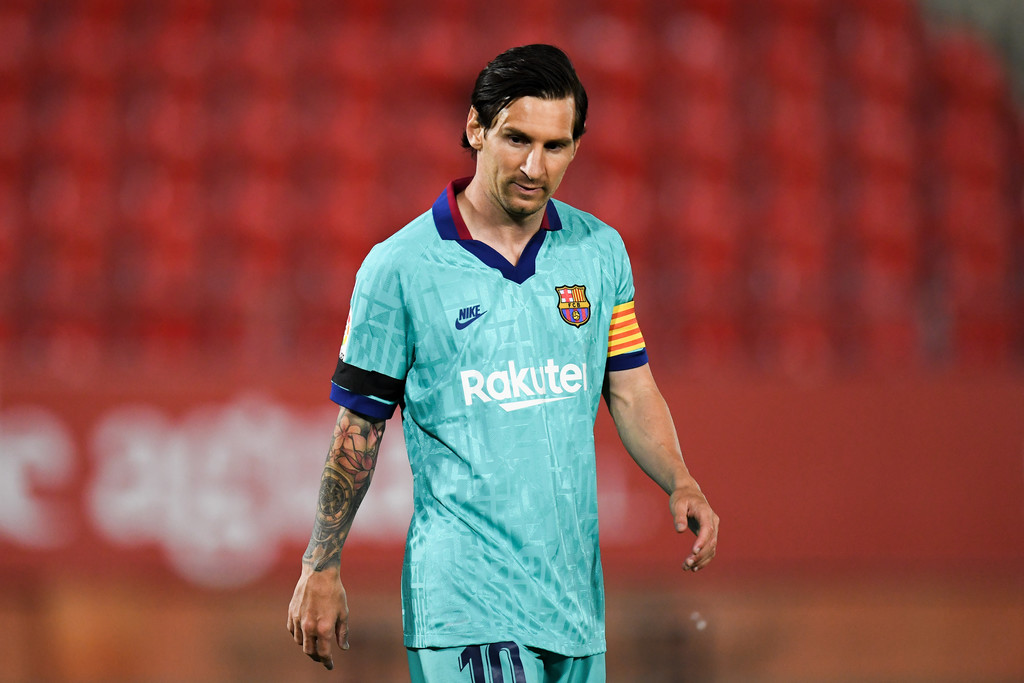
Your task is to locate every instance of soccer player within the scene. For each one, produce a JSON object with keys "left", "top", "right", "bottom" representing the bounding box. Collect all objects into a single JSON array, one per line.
[{"left": 287, "top": 44, "right": 719, "bottom": 682}]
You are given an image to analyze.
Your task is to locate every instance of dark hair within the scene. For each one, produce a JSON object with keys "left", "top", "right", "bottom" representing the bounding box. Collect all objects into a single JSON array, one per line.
[{"left": 461, "top": 44, "right": 588, "bottom": 150}]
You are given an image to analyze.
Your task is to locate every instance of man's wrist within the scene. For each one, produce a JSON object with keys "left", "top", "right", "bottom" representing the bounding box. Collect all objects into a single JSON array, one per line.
[
  {"left": 670, "top": 474, "right": 703, "bottom": 499},
  {"left": 303, "top": 547, "right": 342, "bottom": 573}
]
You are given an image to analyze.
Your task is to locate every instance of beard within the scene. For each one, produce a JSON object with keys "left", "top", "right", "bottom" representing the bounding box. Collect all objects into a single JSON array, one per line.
[{"left": 497, "top": 179, "right": 550, "bottom": 221}]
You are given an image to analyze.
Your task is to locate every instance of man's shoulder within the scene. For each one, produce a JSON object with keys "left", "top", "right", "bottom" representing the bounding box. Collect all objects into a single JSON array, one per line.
[
  {"left": 549, "top": 199, "right": 628, "bottom": 250},
  {"left": 361, "top": 209, "right": 438, "bottom": 271}
]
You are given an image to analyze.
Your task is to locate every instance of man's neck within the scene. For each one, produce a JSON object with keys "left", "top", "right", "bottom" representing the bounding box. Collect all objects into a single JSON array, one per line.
[{"left": 457, "top": 180, "right": 545, "bottom": 267}]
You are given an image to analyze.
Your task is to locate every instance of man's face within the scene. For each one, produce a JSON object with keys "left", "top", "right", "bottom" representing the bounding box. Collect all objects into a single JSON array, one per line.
[{"left": 466, "top": 96, "right": 579, "bottom": 222}]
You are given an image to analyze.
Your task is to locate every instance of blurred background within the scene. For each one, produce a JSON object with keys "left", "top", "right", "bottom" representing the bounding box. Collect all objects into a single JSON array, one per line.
[{"left": 1, "top": 0, "right": 1023, "bottom": 681}]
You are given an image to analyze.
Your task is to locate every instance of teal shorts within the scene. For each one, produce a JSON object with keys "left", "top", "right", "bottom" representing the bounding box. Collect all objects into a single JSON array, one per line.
[{"left": 407, "top": 642, "right": 606, "bottom": 683}]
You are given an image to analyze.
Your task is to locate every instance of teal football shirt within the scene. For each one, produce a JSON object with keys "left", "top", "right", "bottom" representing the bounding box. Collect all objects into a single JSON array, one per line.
[{"left": 330, "top": 178, "right": 648, "bottom": 656}]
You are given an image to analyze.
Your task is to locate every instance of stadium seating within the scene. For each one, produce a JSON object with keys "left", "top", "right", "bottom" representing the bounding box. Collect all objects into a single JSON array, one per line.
[{"left": 2, "top": 0, "right": 1022, "bottom": 373}]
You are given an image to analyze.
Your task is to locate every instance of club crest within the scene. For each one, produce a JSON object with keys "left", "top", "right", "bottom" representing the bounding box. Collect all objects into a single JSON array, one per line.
[{"left": 556, "top": 285, "right": 591, "bottom": 327}]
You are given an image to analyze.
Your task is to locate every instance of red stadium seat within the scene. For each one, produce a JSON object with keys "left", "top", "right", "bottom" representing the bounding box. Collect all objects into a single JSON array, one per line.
[
  {"left": 762, "top": 92, "right": 829, "bottom": 185},
  {"left": 935, "top": 103, "right": 1007, "bottom": 184},
  {"left": 200, "top": 245, "right": 287, "bottom": 357},
  {"left": 937, "top": 179, "right": 1012, "bottom": 256},
  {"left": 761, "top": 182, "right": 833, "bottom": 257},
  {"left": 583, "top": 97, "right": 649, "bottom": 174},
  {"left": 581, "top": 168, "right": 655, "bottom": 244},
  {"left": 658, "top": 174, "right": 742, "bottom": 257},
  {"left": 392, "top": 15, "right": 479, "bottom": 94},
  {"left": 321, "top": 16, "right": 388, "bottom": 95},
  {"left": 681, "top": 317, "right": 744, "bottom": 373},
  {"left": 945, "top": 248, "right": 1010, "bottom": 316},
  {"left": 35, "top": 4, "right": 123, "bottom": 85},
  {"left": 845, "top": 0, "right": 917, "bottom": 24},
  {"left": 679, "top": 251, "right": 744, "bottom": 317},
  {"left": 233, "top": 88, "right": 293, "bottom": 167},
  {"left": 850, "top": 172, "right": 920, "bottom": 256},
  {"left": 33, "top": 84, "right": 118, "bottom": 167},
  {"left": 762, "top": 20, "right": 827, "bottom": 96},
  {"left": 0, "top": 180, "right": 21, "bottom": 256},
  {"left": 316, "top": 96, "right": 385, "bottom": 176},
  {"left": 29, "top": 245, "right": 108, "bottom": 329},
  {"left": 0, "top": 4, "right": 32, "bottom": 87},
  {"left": 28, "top": 162, "right": 113, "bottom": 247},
  {"left": 122, "top": 83, "right": 206, "bottom": 170},
  {"left": 659, "top": 93, "right": 739, "bottom": 176},
  {"left": 930, "top": 32, "right": 1007, "bottom": 105},
  {"left": 660, "top": 11, "right": 739, "bottom": 99},
  {"left": 682, "top": 0, "right": 739, "bottom": 23},
  {"left": 34, "top": 319, "right": 105, "bottom": 375},
  {"left": 860, "top": 317, "right": 918, "bottom": 370},
  {"left": 762, "top": 0, "right": 828, "bottom": 23},
  {"left": 846, "top": 97, "right": 917, "bottom": 176},
  {"left": 139, "top": 10, "right": 214, "bottom": 89},
  {"left": 318, "top": 173, "right": 389, "bottom": 251},
  {"left": 950, "top": 315, "right": 1012, "bottom": 367},
  {"left": 0, "top": 187, "right": 19, "bottom": 345},
  {"left": 0, "top": 92, "right": 30, "bottom": 172},
  {"left": 219, "top": 170, "right": 291, "bottom": 249},
  {"left": 133, "top": 241, "right": 201, "bottom": 318},
  {"left": 234, "top": 7, "right": 299, "bottom": 86},
  {"left": 838, "top": 12, "right": 919, "bottom": 101},
  {"left": 568, "top": 13, "right": 652, "bottom": 97},
  {"left": 754, "top": 317, "right": 835, "bottom": 376},
  {"left": 752, "top": 244, "right": 831, "bottom": 318},
  {"left": 853, "top": 249, "right": 917, "bottom": 319},
  {"left": 116, "top": 165, "right": 203, "bottom": 248}
]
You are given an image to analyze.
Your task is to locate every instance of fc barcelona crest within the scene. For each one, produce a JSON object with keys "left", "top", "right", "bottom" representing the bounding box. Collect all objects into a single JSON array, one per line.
[{"left": 556, "top": 285, "right": 591, "bottom": 327}]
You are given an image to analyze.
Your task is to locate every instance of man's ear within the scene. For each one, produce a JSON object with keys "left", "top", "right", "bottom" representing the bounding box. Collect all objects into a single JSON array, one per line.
[{"left": 466, "top": 106, "right": 485, "bottom": 151}]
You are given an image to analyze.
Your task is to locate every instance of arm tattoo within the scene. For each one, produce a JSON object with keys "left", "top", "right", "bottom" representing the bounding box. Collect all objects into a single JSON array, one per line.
[{"left": 303, "top": 409, "right": 386, "bottom": 571}]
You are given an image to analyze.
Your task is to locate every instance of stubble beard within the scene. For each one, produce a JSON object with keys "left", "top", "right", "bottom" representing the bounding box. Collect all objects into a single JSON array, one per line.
[{"left": 501, "top": 180, "right": 549, "bottom": 222}]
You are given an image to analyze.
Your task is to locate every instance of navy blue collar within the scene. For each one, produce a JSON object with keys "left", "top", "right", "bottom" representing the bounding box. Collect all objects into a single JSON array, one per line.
[{"left": 431, "top": 177, "right": 562, "bottom": 284}]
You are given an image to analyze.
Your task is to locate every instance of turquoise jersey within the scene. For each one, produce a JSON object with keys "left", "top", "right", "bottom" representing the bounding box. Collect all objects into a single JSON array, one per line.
[{"left": 330, "top": 178, "right": 648, "bottom": 656}]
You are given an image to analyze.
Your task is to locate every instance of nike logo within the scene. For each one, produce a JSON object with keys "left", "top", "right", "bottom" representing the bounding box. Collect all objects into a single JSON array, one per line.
[{"left": 455, "top": 305, "right": 487, "bottom": 330}]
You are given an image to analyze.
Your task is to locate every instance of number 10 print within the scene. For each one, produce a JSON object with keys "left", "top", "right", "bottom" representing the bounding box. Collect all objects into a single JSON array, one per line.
[{"left": 458, "top": 642, "right": 527, "bottom": 683}]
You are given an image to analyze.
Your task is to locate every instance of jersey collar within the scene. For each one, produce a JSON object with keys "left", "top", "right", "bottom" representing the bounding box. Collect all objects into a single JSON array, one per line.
[{"left": 431, "top": 177, "right": 562, "bottom": 284}]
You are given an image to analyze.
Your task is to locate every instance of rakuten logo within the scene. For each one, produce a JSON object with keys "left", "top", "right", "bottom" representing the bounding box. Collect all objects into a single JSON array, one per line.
[{"left": 460, "top": 359, "right": 588, "bottom": 412}]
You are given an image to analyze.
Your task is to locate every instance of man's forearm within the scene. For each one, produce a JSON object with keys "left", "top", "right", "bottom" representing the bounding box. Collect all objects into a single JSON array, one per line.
[
  {"left": 303, "top": 408, "right": 386, "bottom": 571},
  {"left": 605, "top": 365, "right": 696, "bottom": 495},
  {"left": 613, "top": 388, "right": 693, "bottom": 494}
]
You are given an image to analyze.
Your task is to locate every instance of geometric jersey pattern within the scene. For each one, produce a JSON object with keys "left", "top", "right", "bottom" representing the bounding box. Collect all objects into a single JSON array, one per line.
[{"left": 331, "top": 180, "right": 648, "bottom": 656}]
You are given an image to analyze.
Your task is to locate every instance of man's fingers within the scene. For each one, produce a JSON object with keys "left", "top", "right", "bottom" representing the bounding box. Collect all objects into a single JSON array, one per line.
[
  {"left": 336, "top": 617, "right": 350, "bottom": 651},
  {"left": 315, "top": 634, "right": 335, "bottom": 670},
  {"left": 682, "top": 508, "right": 719, "bottom": 571},
  {"left": 301, "top": 624, "right": 316, "bottom": 655},
  {"left": 691, "top": 510, "right": 716, "bottom": 552},
  {"left": 299, "top": 627, "right": 337, "bottom": 671}
]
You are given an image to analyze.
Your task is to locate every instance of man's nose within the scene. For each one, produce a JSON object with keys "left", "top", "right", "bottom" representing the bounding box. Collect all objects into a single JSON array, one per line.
[{"left": 521, "top": 146, "right": 544, "bottom": 179}]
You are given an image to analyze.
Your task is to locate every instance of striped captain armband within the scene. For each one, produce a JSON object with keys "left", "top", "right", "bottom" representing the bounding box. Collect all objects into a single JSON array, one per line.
[{"left": 606, "top": 301, "right": 649, "bottom": 371}]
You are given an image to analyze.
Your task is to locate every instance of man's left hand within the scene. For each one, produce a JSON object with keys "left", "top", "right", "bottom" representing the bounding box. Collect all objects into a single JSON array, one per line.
[{"left": 670, "top": 487, "right": 719, "bottom": 572}]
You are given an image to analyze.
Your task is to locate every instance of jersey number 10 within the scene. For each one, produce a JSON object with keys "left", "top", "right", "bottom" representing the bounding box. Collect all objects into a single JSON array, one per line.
[{"left": 458, "top": 642, "right": 527, "bottom": 683}]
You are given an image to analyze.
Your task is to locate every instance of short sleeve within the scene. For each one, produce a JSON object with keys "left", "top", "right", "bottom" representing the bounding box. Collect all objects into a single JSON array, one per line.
[
  {"left": 329, "top": 245, "right": 411, "bottom": 419},
  {"left": 606, "top": 236, "right": 649, "bottom": 372}
]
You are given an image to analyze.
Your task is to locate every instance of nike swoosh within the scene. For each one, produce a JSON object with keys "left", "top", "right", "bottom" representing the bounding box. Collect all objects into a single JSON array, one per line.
[{"left": 455, "top": 310, "right": 486, "bottom": 330}]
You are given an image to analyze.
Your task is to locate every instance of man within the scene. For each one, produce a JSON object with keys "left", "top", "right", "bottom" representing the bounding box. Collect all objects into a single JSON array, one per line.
[{"left": 287, "top": 44, "right": 718, "bottom": 682}]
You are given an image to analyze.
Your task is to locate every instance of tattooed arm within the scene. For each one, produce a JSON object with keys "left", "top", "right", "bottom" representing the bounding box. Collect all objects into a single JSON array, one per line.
[{"left": 287, "top": 407, "right": 386, "bottom": 670}]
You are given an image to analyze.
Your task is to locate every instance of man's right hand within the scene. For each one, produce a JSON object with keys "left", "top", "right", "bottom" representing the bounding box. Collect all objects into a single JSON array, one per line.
[{"left": 287, "top": 564, "right": 349, "bottom": 670}]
